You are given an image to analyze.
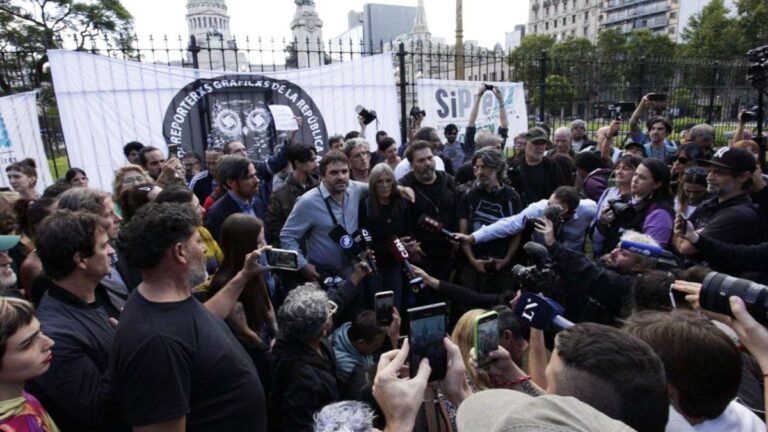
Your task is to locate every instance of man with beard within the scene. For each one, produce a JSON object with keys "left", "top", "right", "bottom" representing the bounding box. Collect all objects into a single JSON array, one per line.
[
  {"left": 112, "top": 203, "right": 270, "bottom": 432},
  {"left": 399, "top": 140, "right": 458, "bottom": 283},
  {"left": 457, "top": 148, "right": 522, "bottom": 294},
  {"left": 0, "top": 235, "right": 21, "bottom": 297},
  {"left": 29, "top": 210, "right": 128, "bottom": 431},
  {"left": 281, "top": 152, "right": 415, "bottom": 282},
  {"left": 537, "top": 218, "right": 655, "bottom": 325},
  {"left": 673, "top": 147, "right": 763, "bottom": 273},
  {"left": 507, "top": 127, "right": 566, "bottom": 206}
]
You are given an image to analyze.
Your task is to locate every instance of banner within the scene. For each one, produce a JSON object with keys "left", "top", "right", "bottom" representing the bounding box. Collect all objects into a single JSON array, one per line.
[
  {"left": 416, "top": 79, "right": 527, "bottom": 149},
  {"left": 0, "top": 91, "right": 54, "bottom": 193},
  {"left": 48, "top": 50, "right": 399, "bottom": 190}
]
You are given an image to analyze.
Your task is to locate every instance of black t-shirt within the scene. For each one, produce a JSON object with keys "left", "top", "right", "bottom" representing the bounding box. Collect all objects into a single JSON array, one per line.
[
  {"left": 111, "top": 291, "right": 265, "bottom": 432},
  {"left": 511, "top": 159, "right": 564, "bottom": 205},
  {"left": 400, "top": 172, "right": 458, "bottom": 259},
  {"left": 457, "top": 186, "right": 522, "bottom": 259},
  {"left": 690, "top": 193, "right": 762, "bottom": 246},
  {"left": 359, "top": 197, "right": 414, "bottom": 268}
]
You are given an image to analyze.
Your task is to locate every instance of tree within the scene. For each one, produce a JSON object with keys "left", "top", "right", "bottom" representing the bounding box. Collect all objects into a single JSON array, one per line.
[
  {"left": 681, "top": 0, "right": 745, "bottom": 61},
  {"left": 508, "top": 34, "right": 556, "bottom": 87},
  {"left": 531, "top": 74, "right": 576, "bottom": 116},
  {"left": 735, "top": 0, "right": 768, "bottom": 51},
  {"left": 0, "top": 0, "right": 134, "bottom": 91}
]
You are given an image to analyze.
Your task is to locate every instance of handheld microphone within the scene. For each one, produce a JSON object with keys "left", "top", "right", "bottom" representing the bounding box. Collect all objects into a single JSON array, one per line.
[
  {"left": 417, "top": 214, "right": 457, "bottom": 242},
  {"left": 328, "top": 226, "right": 373, "bottom": 274},
  {"left": 388, "top": 238, "right": 424, "bottom": 293},
  {"left": 513, "top": 292, "right": 574, "bottom": 330},
  {"left": 523, "top": 241, "right": 549, "bottom": 268},
  {"left": 352, "top": 228, "right": 378, "bottom": 274}
]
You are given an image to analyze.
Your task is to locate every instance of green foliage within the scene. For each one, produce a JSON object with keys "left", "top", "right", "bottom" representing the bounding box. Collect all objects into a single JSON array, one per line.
[
  {"left": 669, "top": 88, "right": 696, "bottom": 116},
  {"left": 735, "top": 0, "right": 768, "bottom": 51},
  {"left": 681, "top": 0, "right": 746, "bottom": 60},
  {"left": 531, "top": 74, "right": 576, "bottom": 115}
]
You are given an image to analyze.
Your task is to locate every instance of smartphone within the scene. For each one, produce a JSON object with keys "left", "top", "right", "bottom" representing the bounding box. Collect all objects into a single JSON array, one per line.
[
  {"left": 266, "top": 249, "right": 299, "bottom": 271},
  {"left": 677, "top": 214, "right": 688, "bottom": 234},
  {"left": 375, "top": 291, "right": 395, "bottom": 327},
  {"left": 647, "top": 93, "right": 667, "bottom": 102},
  {"left": 474, "top": 311, "right": 499, "bottom": 368},
  {"left": 408, "top": 303, "right": 447, "bottom": 381}
]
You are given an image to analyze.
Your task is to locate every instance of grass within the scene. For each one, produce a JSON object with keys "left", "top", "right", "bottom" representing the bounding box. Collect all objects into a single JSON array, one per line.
[{"left": 47, "top": 155, "right": 70, "bottom": 180}]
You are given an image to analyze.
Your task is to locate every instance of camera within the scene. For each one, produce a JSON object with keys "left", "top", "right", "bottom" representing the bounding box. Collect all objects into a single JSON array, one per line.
[
  {"left": 700, "top": 272, "right": 768, "bottom": 326},
  {"left": 484, "top": 83, "right": 495, "bottom": 92},
  {"left": 510, "top": 242, "right": 556, "bottom": 295},
  {"left": 608, "top": 199, "right": 637, "bottom": 225},
  {"left": 356, "top": 105, "right": 377, "bottom": 125},
  {"left": 741, "top": 106, "right": 763, "bottom": 123},
  {"left": 410, "top": 106, "right": 426, "bottom": 118}
]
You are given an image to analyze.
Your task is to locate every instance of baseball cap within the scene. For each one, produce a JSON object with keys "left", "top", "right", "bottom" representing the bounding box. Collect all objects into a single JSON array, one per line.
[
  {"left": 0, "top": 235, "right": 20, "bottom": 252},
  {"left": 646, "top": 116, "right": 673, "bottom": 134},
  {"left": 456, "top": 390, "right": 635, "bottom": 432},
  {"left": 623, "top": 141, "right": 647, "bottom": 155},
  {"left": 524, "top": 127, "right": 552, "bottom": 145},
  {"left": 698, "top": 147, "right": 756, "bottom": 173}
]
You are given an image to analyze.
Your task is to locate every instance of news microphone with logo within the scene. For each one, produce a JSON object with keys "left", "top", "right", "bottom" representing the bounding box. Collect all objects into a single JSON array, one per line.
[
  {"left": 513, "top": 292, "right": 574, "bottom": 330},
  {"left": 388, "top": 237, "right": 424, "bottom": 293},
  {"left": 417, "top": 214, "right": 458, "bottom": 242},
  {"left": 328, "top": 226, "right": 374, "bottom": 274},
  {"left": 352, "top": 228, "right": 378, "bottom": 274}
]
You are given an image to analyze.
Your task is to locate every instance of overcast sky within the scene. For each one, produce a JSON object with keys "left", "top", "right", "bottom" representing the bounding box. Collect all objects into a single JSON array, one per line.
[{"left": 121, "top": 0, "right": 528, "bottom": 49}]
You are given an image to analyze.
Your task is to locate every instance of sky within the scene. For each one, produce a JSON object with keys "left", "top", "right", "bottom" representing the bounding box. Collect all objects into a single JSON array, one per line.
[{"left": 120, "top": 0, "right": 528, "bottom": 50}]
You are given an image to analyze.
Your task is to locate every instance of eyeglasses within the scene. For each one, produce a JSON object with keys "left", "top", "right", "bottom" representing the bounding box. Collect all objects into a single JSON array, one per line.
[
  {"left": 122, "top": 176, "right": 145, "bottom": 185},
  {"left": 673, "top": 157, "right": 689, "bottom": 165}
]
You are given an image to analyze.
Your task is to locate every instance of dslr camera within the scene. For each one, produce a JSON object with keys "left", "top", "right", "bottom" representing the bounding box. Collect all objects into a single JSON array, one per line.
[
  {"left": 510, "top": 242, "right": 556, "bottom": 295},
  {"left": 410, "top": 106, "right": 426, "bottom": 118},
  {"left": 607, "top": 199, "right": 637, "bottom": 225},
  {"left": 700, "top": 272, "right": 768, "bottom": 326},
  {"left": 356, "top": 105, "right": 377, "bottom": 125},
  {"left": 741, "top": 106, "right": 764, "bottom": 123}
]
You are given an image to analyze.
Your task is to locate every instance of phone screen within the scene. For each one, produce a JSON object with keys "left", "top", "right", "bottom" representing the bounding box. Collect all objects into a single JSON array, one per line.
[
  {"left": 266, "top": 249, "right": 298, "bottom": 271},
  {"left": 409, "top": 305, "right": 447, "bottom": 381},
  {"left": 476, "top": 315, "right": 499, "bottom": 367},
  {"left": 375, "top": 292, "right": 394, "bottom": 326}
]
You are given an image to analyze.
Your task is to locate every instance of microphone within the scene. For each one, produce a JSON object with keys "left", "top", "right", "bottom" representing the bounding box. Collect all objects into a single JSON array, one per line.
[
  {"left": 417, "top": 214, "right": 457, "bottom": 242},
  {"left": 352, "top": 228, "right": 378, "bottom": 274},
  {"left": 388, "top": 238, "right": 424, "bottom": 293},
  {"left": 513, "top": 292, "right": 574, "bottom": 330},
  {"left": 328, "top": 226, "right": 373, "bottom": 273}
]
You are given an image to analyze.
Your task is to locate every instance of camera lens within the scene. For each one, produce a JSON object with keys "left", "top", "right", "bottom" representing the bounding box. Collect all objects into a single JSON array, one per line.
[{"left": 700, "top": 272, "right": 768, "bottom": 326}]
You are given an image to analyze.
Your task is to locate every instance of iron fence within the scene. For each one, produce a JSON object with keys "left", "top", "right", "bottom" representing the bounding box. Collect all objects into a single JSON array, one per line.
[{"left": 0, "top": 34, "right": 761, "bottom": 177}]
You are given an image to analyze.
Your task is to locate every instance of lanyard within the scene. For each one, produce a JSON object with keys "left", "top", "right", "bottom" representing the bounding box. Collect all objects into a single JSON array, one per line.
[{"left": 318, "top": 185, "right": 345, "bottom": 229}]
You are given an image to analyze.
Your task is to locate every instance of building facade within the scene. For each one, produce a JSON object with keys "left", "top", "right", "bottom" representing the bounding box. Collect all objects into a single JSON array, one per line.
[
  {"left": 528, "top": 0, "right": 601, "bottom": 42},
  {"left": 185, "top": 0, "right": 247, "bottom": 71}
]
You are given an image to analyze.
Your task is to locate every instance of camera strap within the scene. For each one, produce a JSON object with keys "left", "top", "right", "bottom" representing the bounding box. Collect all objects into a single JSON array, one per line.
[{"left": 318, "top": 185, "right": 346, "bottom": 232}]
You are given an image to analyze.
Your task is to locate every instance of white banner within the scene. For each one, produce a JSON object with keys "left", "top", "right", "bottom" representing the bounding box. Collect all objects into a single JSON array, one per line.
[
  {"left": 0, "top": 91, "right": 54, "bottom": 193},
  {"left": 47, "top": 50, "right": 399, "bottom": 190},
  {"left": 416, "top": 79, "right": 527, "bottom": 149}
]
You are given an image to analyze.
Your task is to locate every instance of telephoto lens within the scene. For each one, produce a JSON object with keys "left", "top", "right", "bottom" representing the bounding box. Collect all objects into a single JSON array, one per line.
[{"left": 699, "top": 272, "right": 768, "bottom": 326}]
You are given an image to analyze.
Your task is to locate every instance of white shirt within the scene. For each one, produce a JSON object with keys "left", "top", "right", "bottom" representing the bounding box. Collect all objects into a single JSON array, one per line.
[
  {"left": 394, "top": 156, "right": 445, "bottom": 180},
  {"left": 665, "top": 401, "right": 764, "bottom": 432}
]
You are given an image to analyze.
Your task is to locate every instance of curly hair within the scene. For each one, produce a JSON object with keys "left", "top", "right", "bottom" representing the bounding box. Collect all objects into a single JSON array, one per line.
[
  {"left": 277, "top": 284, "right": 328, "bottom": 345},
  {"left": 118, "top": 203, "right": 198, "bottom": 270},
  {"left": 314, "top": 401, "right": 375, "bottom": 432}
]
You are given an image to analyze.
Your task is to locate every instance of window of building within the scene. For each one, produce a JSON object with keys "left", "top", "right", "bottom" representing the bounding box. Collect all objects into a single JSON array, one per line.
[
  {"left": 534, "top": 24, "right": 538, "bottom": 32},
  {"left": 572, "top": 15, "right": 576, "bottom": 23},
  {"left": 554, "top": 19, "right": 557, "bottom": 28},
  {"left": 555, "top": 4, "right": 558, "bottom": 12},
  {"left": 546, "top": 7, "right": 550, "bottom": 14},
  {"left": 584, "top": 11, "right": 589, "bottom": 19},
  {"left": 670, "top": 11, "right": 676, "bottom": 19},
  {"left": 545, "top": 22, "right": 549, "bottom": 30}
]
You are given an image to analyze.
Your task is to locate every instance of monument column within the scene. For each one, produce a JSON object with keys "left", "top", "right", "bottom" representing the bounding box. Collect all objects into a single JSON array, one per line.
[{"left": 290, "top": 0, "right": 324, "bottom": 68}]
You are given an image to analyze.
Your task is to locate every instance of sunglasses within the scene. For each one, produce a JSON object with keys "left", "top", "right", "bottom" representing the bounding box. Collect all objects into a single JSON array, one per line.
[{"left": 672, "top": 157, "right": 689, "bottom": 165}]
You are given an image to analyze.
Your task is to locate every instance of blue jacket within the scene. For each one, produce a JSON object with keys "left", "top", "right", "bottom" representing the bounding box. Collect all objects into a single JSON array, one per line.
[{"left": 330, "top": 322, "right": 374, "bottom": 383}]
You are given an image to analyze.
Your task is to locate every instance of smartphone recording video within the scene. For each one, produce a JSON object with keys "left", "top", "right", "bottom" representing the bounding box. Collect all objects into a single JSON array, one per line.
[
  {"left": 266, "top": 249, "right": 299, "bottom": 271},
  {"left": 408, "top": 303, "right": 447, "bottom": 381},
  {"left": 375, "top": 291, "right": 395, "bottom": 327},
  {"left": 474, "top": 311, "right": 499, "bottom": 368}
]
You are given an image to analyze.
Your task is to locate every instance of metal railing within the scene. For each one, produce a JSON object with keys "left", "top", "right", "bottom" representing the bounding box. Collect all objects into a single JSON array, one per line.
[{"left": 0, "top": 33, "right": 759, "bottom": 177}]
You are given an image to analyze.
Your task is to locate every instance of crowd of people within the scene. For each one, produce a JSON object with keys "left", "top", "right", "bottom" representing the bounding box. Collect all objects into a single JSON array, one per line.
[{"left": 0, "top": 85, "right": 766, "bottom": 431}]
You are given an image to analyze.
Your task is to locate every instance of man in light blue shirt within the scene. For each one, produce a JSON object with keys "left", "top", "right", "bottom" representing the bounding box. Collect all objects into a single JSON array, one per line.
[
  {"left": 281, "top": 152, "right": 415, "bottom": 281},
  {"left": 456, "top": 186, "right": 597, "bottom": 252}
]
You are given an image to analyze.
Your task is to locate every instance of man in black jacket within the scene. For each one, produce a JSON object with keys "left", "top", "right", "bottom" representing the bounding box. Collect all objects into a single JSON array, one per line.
[
  {"left": 398, "top": 140, "right": 458, "bottom": 282},
  {"left": 30, "top": 210, "right": 128, "bottom": 432},
  {"left": 508, "top": 127, "right": 566, "bottom": 206},
  {"left": 536, "top": 218, "right": 654, "bottom": 325},
  {"left": 270, "top": 284, "right": 340, "bottom": 432}
]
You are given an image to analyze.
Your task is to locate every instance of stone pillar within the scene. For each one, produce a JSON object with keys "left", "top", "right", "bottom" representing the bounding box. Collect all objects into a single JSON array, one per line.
[{"left": 290, "top": 1, "right": 324, "bottom": 69}]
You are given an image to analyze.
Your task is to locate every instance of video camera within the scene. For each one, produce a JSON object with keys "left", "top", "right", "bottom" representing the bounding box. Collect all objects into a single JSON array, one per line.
[{"left": 510, "top": 242, "right": 556, "bottom": 295}]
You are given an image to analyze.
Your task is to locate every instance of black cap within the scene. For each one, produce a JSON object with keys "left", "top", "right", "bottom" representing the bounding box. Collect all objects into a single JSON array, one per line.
[
  {"left": 698, "top": 147, "right": 756, "bottom": 173},
  {"left": 524, "top": 127, "right": 552, "bottom": 145}
]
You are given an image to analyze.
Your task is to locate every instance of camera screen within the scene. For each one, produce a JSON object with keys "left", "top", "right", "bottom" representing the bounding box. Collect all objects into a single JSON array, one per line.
[
  {"left": 410, "top": 313, "right": 446, "bottom": 379},
  {"left": 477, "top": 318, "right": 499, "bottom": 361},
  {"left": 375, "top": 294, "right": 394, "bottom": 326},
  {"left": 267, "top": 250, "right": 298, "bottom": 270}
]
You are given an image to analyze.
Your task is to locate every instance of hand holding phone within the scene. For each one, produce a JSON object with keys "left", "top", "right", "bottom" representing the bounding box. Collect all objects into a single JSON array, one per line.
[
  {"left": 266, "top": 248, "right": 299, "bottom": 271},
  {"left": 474, "top": 311, "right": 499, "bottom": 368},
  {"left": 408, "top": 303, "right": 447, "bottom": 382},
  {"left": 375, "top": 291, "right": 395, "bottom": 326}
]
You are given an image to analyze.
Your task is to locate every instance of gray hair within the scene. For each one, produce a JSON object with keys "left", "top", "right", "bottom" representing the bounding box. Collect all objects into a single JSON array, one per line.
[
  {"left": 277, "top": 284, "right": 329, "bottom": 344},
  {"left": 554, "top": 126, "right": 572, "bottom": 137},
  {"left": 57, "top": 187, "right": 110, "bottom": 215},
  {"left": 688, "top": 124, "right": 715, "bottom": 142},
  {"left": 475, "top": 130, "right": 503, "bottom": 150},
  {"left": 471, "top": 147, "right": 507, "bottom": 180},
  {"left": 342, "top": 138, "right": 370, "bottom": 158},
  {"left": 314, "top": 401, "right": 376, "bottom": 432},
  {"left": 570, "top": 119, "right": 587, "bottom": 129}
]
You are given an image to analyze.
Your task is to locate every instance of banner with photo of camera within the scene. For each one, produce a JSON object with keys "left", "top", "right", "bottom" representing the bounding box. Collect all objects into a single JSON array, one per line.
[
  {"left": 415, "top": 79, "right": 527, "bottom": 149},
  {"left": 0, "top": 91, "right": 54, "bottom": 193},
  {"left": 47, "top": 50, "right": 399, "bottom": 191}
]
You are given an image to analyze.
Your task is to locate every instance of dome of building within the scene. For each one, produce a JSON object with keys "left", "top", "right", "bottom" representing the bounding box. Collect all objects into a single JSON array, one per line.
[{"left": 186, "top": 0, "right": 227, "bottom": 8}]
